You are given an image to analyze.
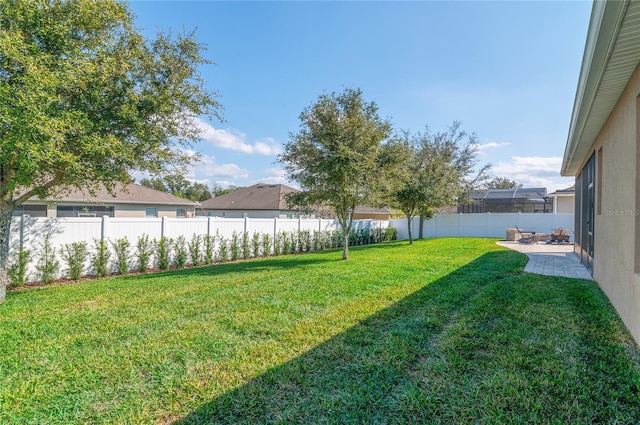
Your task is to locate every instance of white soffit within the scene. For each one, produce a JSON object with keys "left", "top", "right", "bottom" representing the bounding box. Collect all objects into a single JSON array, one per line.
[{"left": 562, "top": 0, "right": 640, "bottom": 176}]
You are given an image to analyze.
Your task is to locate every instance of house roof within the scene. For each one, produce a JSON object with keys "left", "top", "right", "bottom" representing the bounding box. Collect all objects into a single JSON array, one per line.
[
  {"left": 563, "top": 0, "right": 640, "bottom": 176},
  {"left": 25, "top": 183, "right": 197, "bottom": 207},
  {"left": 547, "top": 185, "right": 576, "bottom": 197},
  {"left": 468, "top": 188, "right": 548, "bottom": 201},
  {"left": 353, "top": 206, "right": 391, "bottom": 215},
  {"left": 199, "top": 183, "right": 298, "bottom": 211}
]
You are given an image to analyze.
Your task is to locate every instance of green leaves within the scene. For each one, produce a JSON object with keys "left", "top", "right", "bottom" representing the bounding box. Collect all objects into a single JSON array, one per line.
[
  {"left": 279, "top": 88, "right": 395, "bottom": 259},
  {"left": 0, "top": 0, "right": 221, "bottom": 205}
]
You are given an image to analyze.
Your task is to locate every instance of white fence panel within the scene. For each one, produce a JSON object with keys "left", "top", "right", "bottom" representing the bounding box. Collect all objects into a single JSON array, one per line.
[
  {"left": 162, "top": 218, "right": 209, "bottom": 240},
  {"left": 246, "top": 218, "right": 277, "bottom": 236},
  {"left": 276, "top": 219, "right": 299, "bottom": 234},
  {"left": 106, "top": 218, "right": 162, "bottom": 242},
  {"left": 393, "top": 213, "right": 574, "bottom": 240}
]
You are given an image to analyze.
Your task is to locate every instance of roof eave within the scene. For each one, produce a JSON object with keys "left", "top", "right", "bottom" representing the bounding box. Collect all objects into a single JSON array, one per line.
[{"left": 562, "top": 0, "right": 630, "bottom": 176}]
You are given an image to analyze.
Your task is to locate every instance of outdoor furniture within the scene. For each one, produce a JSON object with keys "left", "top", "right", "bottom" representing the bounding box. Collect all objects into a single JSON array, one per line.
[
  {"left": 549, "top": 228, "right": 570, "bottom": 244},
  {"left": 514, "top": 224, "right": 537, "bottom": 244}
]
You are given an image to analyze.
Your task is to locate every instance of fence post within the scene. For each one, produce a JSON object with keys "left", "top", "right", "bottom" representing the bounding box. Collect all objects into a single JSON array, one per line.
[
  {"left": 244, "top": 216, "right": 249, "bottom": 235},
  {"left": 207, "top": 216, "right": 212, "bottom": 236},
  {"left": 100, "top": 215, "right": 110, "bottom": 241},
  {"left": 318, "top": 218, "right": 322, "bottom": 233},
  {"left": 273, "top": 217, "right": 278, "bottom": 244},
  {"left": 161, "top": 216, "right": 167, "bottom": 239}
]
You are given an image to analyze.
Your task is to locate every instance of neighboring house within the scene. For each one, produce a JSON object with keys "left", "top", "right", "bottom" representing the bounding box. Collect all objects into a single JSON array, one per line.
[
  {"left": 198, "top": 183, "right": 303, "bottom": 218},
  {"left": 14, "top": 183, "right": 198, "bottom": 218},
  {"left": 562, "top": 0, "right": 640, "bottom": 343},
  {"left": 198, "top": 183, "right": 392, "bottom": 220},
  {"left": 352, "top": 206, "right": 392, "bottom": 220},
  {"left": 457, "top": 188, "right": 552, "bottom": 213},
  {"left": 547, "top": 186, "right": 575, "bottom": 214}
]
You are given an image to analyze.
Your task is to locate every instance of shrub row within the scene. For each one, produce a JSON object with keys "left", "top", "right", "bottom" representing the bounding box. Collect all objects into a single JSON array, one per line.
[{"left": 7, "top": 227, "right": 397, "bottom": 286}]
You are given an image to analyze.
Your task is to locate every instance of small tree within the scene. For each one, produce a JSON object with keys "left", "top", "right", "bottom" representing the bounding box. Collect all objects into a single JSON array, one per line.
[
  {"left": 279, "top": 88, "right": 396, "bottom": 260},
  {"left": 390, "top": 123, "right": 490, "bottom": 243}
]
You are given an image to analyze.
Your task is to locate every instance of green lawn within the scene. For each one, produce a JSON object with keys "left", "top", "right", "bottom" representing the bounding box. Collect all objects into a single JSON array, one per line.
[{"left": 1, "top": 238, "right": 639, "bottom": 424}]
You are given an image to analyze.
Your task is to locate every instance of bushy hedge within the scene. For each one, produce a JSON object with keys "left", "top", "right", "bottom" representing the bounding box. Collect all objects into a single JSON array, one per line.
[{"left": 9, "top": 227, "right": 396, "bottom": 285}]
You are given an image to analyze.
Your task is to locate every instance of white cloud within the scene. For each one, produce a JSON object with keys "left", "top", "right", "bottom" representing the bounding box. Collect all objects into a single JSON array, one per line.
[
  {"left": 195, "top": 117, "right": 282, "bottom": 156},
  {"left": 472, "top": 142, "right": 510, "bottom": 153},
  {"left": 493, "top": 156, "right": 574, "bottom": 193},
  {"left": 251, "top": 167, "right": 292, "bottom": 186},
  {"left": 186, "top": 152, "right": 250, "bottom": 180}
]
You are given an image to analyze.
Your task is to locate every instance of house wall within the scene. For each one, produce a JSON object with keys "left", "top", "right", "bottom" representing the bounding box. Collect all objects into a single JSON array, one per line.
[
  {"left": 575, "top": 63, "right": 640, "bottom": 344},
  {"left": 113, "top": 205, "right": 191, "bottom": 218},
  {"left": 555, "top": 196, "right": 575, "bottom": 214},
  {"left": 199, "top": 210, "right": 298, "bottom": 219}
]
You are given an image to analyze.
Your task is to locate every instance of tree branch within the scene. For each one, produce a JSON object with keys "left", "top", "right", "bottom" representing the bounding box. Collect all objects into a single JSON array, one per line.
[{"left": 13, "top": 168, "right": 67, "bottom": 207}]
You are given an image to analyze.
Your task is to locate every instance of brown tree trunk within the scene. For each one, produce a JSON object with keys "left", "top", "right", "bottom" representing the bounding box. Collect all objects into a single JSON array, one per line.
[
  {"left": 418, "top": 213, "right": 425, "bottom": 239},
  {"left": 407, "top": 215, "right": 413, "bottom": 244}
]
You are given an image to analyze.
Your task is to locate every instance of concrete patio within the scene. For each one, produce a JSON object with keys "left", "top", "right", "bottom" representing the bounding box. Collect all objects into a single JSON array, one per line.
[{"left": 496, "top": 240, "right": 592, "bottom": 280}]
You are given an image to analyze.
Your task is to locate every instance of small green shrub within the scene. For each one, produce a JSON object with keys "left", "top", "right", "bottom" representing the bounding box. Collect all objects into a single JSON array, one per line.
[
  {"left": 241, "top": 232, "right": 250, "bottom": 260},
  {"left": 218, "top": 235, "right": 228, "bottom": 263},
  {"left": 61, "top": 242, "right": 88, "bottom": 280},
  {"left": 312, "top": 231, "right": 321, "bottom": 252},
  {"left": 204, "top": 234, "right": 215, "bottom": 264},
  {"left": 111, "top": 238, "right": 131, "bottom": 275},
  {"left": 251, "top": 232, "right": 261, "bottom": 258},
  {"left": 37, "top": 233, "right": 60, "bottom": 284},
  {"left": 174, "top": 236, "right": 187, "bottom": 268},
  {"left": 274, "top": 232, "right": 284, "bottom": 256},
  {"left": 8, "top": 248, "right": 30, "bottom": 286},
  {"left": 261, "top": 233, "right": 272, "bottom": 257},
  {"left": 92, "top": 238, "right": 111, "bottom": 277},
  {"left": 300, "top": 230, "right": 311, "bottom": 252},
  {"left": 281, "top": 231, "right": 291, "bottom": 255},
  {"left": 136, "top": 234, "right": 153, "bottom": 272},
  {"left": 156, "top": 236, "right": 172, "bottom": 270},
  {"left": 230, "top": 231, "right": 240, "bottom": 261},
  {"left": 384, "top": 227, "right": 397, "bottom": 241},
  {"left": 189, "top": 234, "right": 202, "bottom": 266}
]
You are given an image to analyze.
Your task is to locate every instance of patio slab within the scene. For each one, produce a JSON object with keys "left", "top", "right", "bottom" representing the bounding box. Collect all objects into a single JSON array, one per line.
[{"left": 496, "top": 240, "right": 592, "bottom": 280}]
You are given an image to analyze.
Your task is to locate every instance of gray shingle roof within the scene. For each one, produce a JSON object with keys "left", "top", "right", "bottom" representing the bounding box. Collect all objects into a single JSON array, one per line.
[
  {"left": 199, "top": 183, "right": 298, "bottom": 211},
  {"left": 38, "top": 183, "right": 197, "bottom": 206}
]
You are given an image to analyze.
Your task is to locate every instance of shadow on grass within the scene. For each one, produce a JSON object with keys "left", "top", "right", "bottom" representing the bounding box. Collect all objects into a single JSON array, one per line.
[
  {"left": 162, "top": 250, "right": 540, "bottom": 423},
  {"left": 173, "top": 247, "right": 640, "bottom": 424}
]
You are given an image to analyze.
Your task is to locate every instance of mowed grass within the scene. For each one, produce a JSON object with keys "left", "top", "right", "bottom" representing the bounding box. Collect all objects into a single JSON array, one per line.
[{"left": 1, "top": 238, "right": 640, "bottom": 424}]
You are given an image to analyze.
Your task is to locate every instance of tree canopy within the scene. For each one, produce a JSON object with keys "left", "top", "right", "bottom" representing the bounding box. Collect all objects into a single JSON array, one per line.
[
  {"left": 390, "top": 123, "right": 490, "bottom": 243},
  {"left": 139, "top": 175, "right": 214, "bottom": 202},
  {"left": 279, "top": 88, "right": 398, "bottom": 260},
  {"left": 484, "top": 176, "right": 522, "bottom": 190},
  {"left": 0, "top": 0, "right": 221, "bottom": 300}
]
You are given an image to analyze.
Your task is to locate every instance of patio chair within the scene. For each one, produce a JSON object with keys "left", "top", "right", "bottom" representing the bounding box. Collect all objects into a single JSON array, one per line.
[
  {"left": 549, "top": 228, "right": 570, "bottom": 244},
  {"left": 514, "top": 224, "right": 536, "bottom": 244}
]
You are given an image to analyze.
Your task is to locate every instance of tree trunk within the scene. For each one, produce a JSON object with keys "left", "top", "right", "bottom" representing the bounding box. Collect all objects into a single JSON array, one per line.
[
  {"left": 407, "top": 215, "right": 413, "bottom": 244},
  {"left": 418, "top": 213, "right": 425, "bottom": 239},
  {"left": 342, "top": 232, "right": 349, "bottom": 260},
  {"left": 0, "top": 202, "right": 14, "bottom": 302}
]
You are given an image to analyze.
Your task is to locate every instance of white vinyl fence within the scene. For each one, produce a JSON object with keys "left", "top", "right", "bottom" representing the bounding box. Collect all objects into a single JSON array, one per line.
[
  {"left": 392, "top": 213, "right": 574, "bottom": 241},
  {"left": 8, "top": 216, "right": 390, "bottom": 282}
]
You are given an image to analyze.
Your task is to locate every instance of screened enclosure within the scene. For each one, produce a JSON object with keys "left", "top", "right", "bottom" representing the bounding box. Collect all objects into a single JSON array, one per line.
[{"left": 458, "top": 188, "right": 552, "bottom": 213}]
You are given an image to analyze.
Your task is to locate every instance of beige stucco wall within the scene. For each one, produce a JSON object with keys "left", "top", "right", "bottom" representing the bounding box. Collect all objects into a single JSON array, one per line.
[
  {"left": 199, "top": 210, "right": 297, "bottom": 219},
  {"left": 554, "top": 196, "right": 575, "bottom": 214},
  {"left": 576, "top": 63, "right": 640, "bottom": 344},
  {"left": 113, "top": 205, "right": 192, "bottom": 218}
]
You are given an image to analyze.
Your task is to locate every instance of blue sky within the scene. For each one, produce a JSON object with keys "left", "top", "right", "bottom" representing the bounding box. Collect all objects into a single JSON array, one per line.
[{"left": 129, "top": 0, "right": 593, "bottom": 193}]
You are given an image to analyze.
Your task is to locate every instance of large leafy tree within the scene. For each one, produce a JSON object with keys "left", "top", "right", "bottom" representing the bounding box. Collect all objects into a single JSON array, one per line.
[
  {"left": 0, "top": 0, "right": 221, "bottom": 300},
  {"left": 279, "top": 88, "right": 396, "bottom": 260},
  {"left": 391, "top": 123, "right": 490, "bottom": 243}
]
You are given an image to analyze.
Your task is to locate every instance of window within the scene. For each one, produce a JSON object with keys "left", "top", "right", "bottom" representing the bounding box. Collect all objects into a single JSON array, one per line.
[
  {"left": 145, "top": 207, "right": 158, "bottom": 218},
  {"left": 12, "top": 205, "right": 47, "bottom": 217},
  {"left": 57, "top": 205, "right": 114, "bottom": 218},
  {"left": 176, "top": 208, "right": 186, "bottom": 218}
]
